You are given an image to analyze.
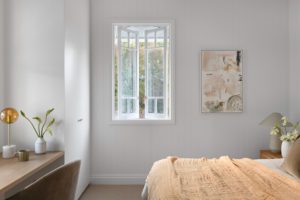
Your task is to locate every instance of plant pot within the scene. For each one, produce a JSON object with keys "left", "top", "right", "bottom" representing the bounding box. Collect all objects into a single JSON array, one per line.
[
  {"left": 281, "top": 141, "right": 292, "bottom": 158},
  {"left": 35, "top": 138, "right": 46, "bottom": 154}
]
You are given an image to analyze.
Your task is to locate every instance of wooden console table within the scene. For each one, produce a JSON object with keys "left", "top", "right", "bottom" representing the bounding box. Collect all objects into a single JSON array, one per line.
[
  {"left": 260, "top": 150, "right": 282, "bottom": 159},
  {"left": 0, "top": 151, "right": 64, "bottom": 199}
]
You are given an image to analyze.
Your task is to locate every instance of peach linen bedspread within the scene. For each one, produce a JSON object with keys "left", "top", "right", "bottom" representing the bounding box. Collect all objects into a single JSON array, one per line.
[{"left": 146, "top": 156, "right": 300, "bottom": 200}]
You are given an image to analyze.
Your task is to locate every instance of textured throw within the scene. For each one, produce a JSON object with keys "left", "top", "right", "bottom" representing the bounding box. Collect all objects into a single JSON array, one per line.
[{"left": 147, "top": 156, "right": 300, "bottom": 200}]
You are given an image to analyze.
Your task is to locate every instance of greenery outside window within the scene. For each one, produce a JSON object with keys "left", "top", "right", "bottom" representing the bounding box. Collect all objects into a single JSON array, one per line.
[{"left": 112, "top": 23, "right": 173, "bottom": 121}]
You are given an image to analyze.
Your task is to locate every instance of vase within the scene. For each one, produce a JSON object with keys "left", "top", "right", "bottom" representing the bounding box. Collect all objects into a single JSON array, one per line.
[
  {"left": 281, "top": 141, "right": 292, "bottom": 158},
  {"left": 269, "top": 135, "right": 282, "bottom": 152},
  {"left": 35, "top": 138, "right": 46, "bottom": 154}
]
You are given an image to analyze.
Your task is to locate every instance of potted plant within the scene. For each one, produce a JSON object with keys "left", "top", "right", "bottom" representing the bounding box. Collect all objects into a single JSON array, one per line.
[
  {"left": 20, "top": 108, "right": 55, "bottom": 154},
  {"left": 270, "top": 116, "right": 299, "bottom": 157}
]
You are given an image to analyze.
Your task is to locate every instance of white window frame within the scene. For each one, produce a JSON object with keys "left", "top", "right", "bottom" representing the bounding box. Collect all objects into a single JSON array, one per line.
[
  {"left": 145, "top": 27, "right": 167, "bottom": 119},
  {"left": 117, "top": 28, "right": 139, "bottom": 119},
  {"left": 111, "top": 21, "right": 175, "bottom": 124}
]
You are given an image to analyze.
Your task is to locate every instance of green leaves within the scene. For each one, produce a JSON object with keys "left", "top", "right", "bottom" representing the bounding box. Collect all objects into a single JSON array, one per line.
[
  {"left": 293, "top": 122, "right": 299, "bottom": 129},
  {"left": 20, "top": 110, "right": 40, "bottom": 137},
  {"left": 46, "top": 108, "right": 54, "bottom": 116},
  {"left": 20, "top": 110, "right": 26, "bottom": 117},
  {"left": 48, "top": 118, "right": 55, "bottom": 127},
  {"left": 273, "top": 116, "right": 300, "bottom": 142},
  {"left": 20, "top": 108, "right": 56, "bottom": 138},
  {"left": 32, "top": 116, "right": 42, "bottom": 123},
  {"left": 47, "top": 128, "right": 53, "bottom": 136}
]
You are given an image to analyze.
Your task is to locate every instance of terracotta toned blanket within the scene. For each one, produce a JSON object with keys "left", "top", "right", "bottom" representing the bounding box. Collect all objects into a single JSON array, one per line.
[{"left": 146, "top": 156, "right": 300, "bottom": 200}]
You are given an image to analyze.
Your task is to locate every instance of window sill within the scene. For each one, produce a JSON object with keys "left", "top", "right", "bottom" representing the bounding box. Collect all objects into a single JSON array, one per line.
[{"left": 109, "top": 118, "right": 175, "bottom": 125}]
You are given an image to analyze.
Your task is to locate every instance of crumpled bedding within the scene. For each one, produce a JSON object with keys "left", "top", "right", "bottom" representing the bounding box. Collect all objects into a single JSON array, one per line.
[{"left": 146, "top": 156, "right": 300, "bottom": 200}]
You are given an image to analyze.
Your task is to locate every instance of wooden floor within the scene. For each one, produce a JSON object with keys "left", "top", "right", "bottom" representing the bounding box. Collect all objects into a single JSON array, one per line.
[{"left": 80, "top": 185, "right": 144, "bottom": 200}]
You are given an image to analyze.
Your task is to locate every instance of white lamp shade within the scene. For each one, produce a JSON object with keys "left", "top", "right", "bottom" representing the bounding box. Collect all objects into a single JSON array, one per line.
[{"left": 259, "top": 112, "right": 283, "bottom": 127}]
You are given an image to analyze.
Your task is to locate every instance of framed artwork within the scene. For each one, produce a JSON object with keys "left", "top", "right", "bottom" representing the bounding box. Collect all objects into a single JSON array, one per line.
[{"left": 201, "top": 50, "right": 243, "bottom": 113}]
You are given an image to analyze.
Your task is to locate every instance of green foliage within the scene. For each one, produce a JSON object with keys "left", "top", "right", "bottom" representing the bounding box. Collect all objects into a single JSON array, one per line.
[
  {"left": 121, "top": 48, "right": 134, "bottom": 96},
  {"left": 147, "top": 49, "right": 164, "bottom": 97},
  {"left": 114, "top": 47, "right": 119, "bottom": 112},
  {"left": 32, "top": 117, "right": 42, "bottom": 123},
  {"left": 20, "top": 108, "right": 55, "bottom": 138},
  {"left": 114, "top": 40, "right": 164, "bottom": 118}
]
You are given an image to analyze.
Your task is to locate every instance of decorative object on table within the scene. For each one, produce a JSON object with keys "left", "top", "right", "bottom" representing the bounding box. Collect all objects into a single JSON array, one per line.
[
  {"left": 201, "top": 50, "right": 243, "bottom": 113},
  {"left": 16, "top": 149, "right": 29, "bottom": 161},
  {"left": 0, "top": 107, "right": 19, "bottom": 159},
  {"left": 281, "top": 137, "right": 300, "bottom": 179},
  {"left": 20, "top": 108, "right": 55, "bottom": 154},
  {"left": 259, "top": 112, "right": 283, "bottom": 152},
  {"left": 281, "top": 141, "right": 292, "bottom": 158},
  {"left": 269, "top": 115, "right": 299, "bottom": 158}
]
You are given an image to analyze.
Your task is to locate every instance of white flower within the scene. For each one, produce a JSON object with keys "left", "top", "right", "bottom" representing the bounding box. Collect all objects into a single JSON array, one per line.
[
  {"left": 270, "top": 127, "right": 280, "bottom": 135},
  {"left": 280, "top": 134, "right": 287, "bottom": 141},
  {"left": 280, "top": 131, "right": 299, "bottom": 142},
  {"left": 291, "top": 132, "right": 299, "bottom": 141},
  {"left": 282, "top": 116, "right": 288, "bottom": 126},
  {"left": 292, "top": 129, "right": 299, "bottom": 135}
]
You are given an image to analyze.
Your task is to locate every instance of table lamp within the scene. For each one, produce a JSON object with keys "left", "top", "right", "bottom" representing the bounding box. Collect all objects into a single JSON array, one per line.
[
  {"left": 0, "top": 107, "right": 19, "bottom": 158},
  {"left": 259, "top": 112, "right": 283, "bottom": 152}
]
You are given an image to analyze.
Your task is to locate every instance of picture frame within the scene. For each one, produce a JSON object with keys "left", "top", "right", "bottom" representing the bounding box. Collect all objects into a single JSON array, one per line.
[{"left": 201, "top": 50, "right": 243, "bottom": 113}]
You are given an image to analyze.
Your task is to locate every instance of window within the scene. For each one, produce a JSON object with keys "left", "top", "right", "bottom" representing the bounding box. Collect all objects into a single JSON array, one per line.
[{"left": 112, "top": 23, "right": 173, "bottom": 121}]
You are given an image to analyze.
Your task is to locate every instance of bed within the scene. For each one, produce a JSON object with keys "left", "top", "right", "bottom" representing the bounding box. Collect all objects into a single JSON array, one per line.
[{"left": 141, "top": 158, "right": 300, "bottom": 200}]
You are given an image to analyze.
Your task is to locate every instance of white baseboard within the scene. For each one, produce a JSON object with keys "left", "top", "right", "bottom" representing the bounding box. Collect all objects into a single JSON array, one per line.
[{"left": 90, "top": 174, "right": 147, "bottom": 185}]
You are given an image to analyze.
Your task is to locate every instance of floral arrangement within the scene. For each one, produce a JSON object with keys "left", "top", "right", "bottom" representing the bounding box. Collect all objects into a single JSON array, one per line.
[
  {"left": 271, "top": 116, "right": 299, "bottom": 142},
  {"left": 20, "top": 108, "right": 55, "bottom": 139}
]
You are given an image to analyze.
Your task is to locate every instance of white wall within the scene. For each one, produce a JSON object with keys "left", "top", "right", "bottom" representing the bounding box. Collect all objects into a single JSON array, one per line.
[
  {"left": 0, "top": 0, "right": 4, "bottom": 148},
  {"left": 3, "top": 1, "right": 90, "bottom": 198},
  {"left": 289, "top": 0, "right": 300, "bottom": 121},
  {"left": 91, "top": 0, "right": 290, "bottom": 184},
  {"left": 3, "top": 0, "right": 65, "bottom": 151},
  {"left": 65, "top": 0, "right": 90, "bottom": 198}
]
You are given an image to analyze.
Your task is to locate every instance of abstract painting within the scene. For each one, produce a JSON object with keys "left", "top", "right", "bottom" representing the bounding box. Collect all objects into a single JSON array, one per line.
[{"left": 201, "top": 50, "right": 243, "bottom": 113}]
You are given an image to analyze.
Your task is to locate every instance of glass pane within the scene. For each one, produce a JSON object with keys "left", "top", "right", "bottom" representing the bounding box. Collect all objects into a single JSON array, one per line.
[
  {"left": 122, "top": 99, "right": 137, "bottom": 114},
  {"left": 157, "top": 99, "right": 164, "bottom": 114},
  {"left": 121, "top": 48, "right": 137, "bottom": 97},
  {"left": 129, "top": 32, "right": 136, "bottom": 48},
  {"left": 146, "top": 32, "right": 155, "bottom": 48},
  {"left": 129, "top": 99, "right": 136, "bottom": 113},
  {"left": 121, "top": 30, "right": 129, "bottom": 47},
  {"left": 122, "top": 99, "right": 127, "bottom": 113},
  {"left": 156, "top": 30, "right": 165, "bottom": 47},
  {"left": 147, "top": 48, "right": 164, "bottom": 97},
  {"left": 114, "top": 45, "right": 119, "bottom": 114},
  {"left": 148, "top": 99, "right": 155, "bottom": 113}
]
